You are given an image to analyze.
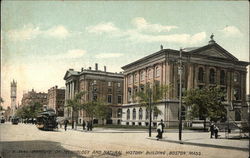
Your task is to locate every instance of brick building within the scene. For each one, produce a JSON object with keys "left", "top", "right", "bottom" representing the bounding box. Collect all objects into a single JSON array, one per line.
[
  {"left": 64, "top": 64, "right": 123, "bottom": 125},
  {"left": 21, "top": 89, "right": 48, "bottom": 107},
  {"left": 121, "top": 37, "right": 249, "bottom": 127},
  {"left": 47, "top": 86, "right": 65, "bottom": 117}
]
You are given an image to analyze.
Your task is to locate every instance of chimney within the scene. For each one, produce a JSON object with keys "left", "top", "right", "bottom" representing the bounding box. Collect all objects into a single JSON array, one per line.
[
  {"left": 95, "top": 63, "right": 98, "bottom": 71},
  {"left": 89, "top": 67, "right": 92, "bottom": 70},
  {"left": 160, "top": 44, "right": 163, "bottom": 50},
  {"left": 104, "top": 66, "right": 107, "bottom": 72},
  {"left": 81, "top": 67, "right": 84, "bottom": 72}
]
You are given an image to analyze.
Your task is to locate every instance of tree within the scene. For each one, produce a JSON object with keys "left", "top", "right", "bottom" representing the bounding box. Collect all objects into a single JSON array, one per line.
[
  {"left": 183, "top": 87, "right": 227, "bottom": 131},
  {"left": 135, "top": 81, "right": 170, "bottom": 136},
  {"left": 66, "top": 91, "right": 86, "bottom": 129},
  {"left": 0, "top": 97, "right": 4, "bottom": 104},
  {"left": 15, "top": 102, "right": 43, "bottom": 120}
]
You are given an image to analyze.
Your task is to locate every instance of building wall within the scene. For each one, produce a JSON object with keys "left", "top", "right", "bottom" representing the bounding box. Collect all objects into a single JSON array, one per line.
[
  {"left": 48, "top": 86, "right": 65, "bottom": 117},
  {"left": 121, "top": 43, "right": 248, "bottom": 126}
]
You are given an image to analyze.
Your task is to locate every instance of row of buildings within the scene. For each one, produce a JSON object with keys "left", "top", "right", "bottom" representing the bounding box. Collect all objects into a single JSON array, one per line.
[
  {"left": 11, "top": 36, "right": 249, "bottom": 127},
  {"left": 63, "top": 37, "right": 249, "bottom": 127}
]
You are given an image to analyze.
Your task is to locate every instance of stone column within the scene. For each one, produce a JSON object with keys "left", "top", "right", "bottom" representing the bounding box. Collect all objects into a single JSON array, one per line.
[{"left": 187, "top": 64, "right": 194, "bottom": 90}]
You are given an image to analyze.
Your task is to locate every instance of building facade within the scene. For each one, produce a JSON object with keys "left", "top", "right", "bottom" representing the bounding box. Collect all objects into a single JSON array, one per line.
[
  {"left": 121, "top": 38, "right": 249, "bottom": 127},
  {"left": 10, "top": 80, "right": 17, "bottom": 117},
  {"left": 21, "top": 89, "right": 48, "bottom": 107},
  {"left": 47, "top": 86, "right": 65, "bottom": 117},
  {"left": 64, "top": 64, "right": 124, "bottom": 125}
]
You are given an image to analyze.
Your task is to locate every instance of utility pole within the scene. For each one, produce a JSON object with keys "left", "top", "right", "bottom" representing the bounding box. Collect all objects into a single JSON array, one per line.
[
  {"left": 149, "top": 88, "right": 152, "bottom": 137},
  {"left": 178, "top": 48, "right": 183, "bottom": 142}
]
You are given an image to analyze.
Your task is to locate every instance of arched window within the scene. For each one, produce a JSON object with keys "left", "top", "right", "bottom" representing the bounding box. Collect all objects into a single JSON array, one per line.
[
  {"left": 148, "top": 69, "right": 152, "bottom": 79},
  {"left": 134, "top": 73, "right": 138, "bottom": 83},
  {"left": 198, "top": 67, "right": 204, "bottom": 83},
  {"left": 139, "top": 108, "right": 143, "bottom": 120},
  {"left": 220, "top": 70, "right": 226, "bottom": 85},
  {"left": 155, "top": 66, "right": 160, "bottom": 77},
  {"left": 140, "top": 71, "right": 145, "bottom": 81},
  {"left": 209, "top": 69, "right": 216, "bottom": 84},
  {"left": 127, "top": 109, "right": 130, "bottom": 120},
  {"left": 153, "top": 110, "right": 158, "bottom": 120},
  {"left": 133, "top": 108, "right": 136, "bottom": 120}
]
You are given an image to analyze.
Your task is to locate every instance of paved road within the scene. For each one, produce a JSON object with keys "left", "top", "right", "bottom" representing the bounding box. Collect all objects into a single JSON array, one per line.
[{"left": 0, "top": 123, "right": 249, "bottom": 158}]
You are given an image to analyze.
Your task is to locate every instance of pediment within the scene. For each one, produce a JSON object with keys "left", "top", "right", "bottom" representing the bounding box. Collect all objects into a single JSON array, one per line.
[{"left": 193, "top": 44, "right": 238, "bottom": 61}]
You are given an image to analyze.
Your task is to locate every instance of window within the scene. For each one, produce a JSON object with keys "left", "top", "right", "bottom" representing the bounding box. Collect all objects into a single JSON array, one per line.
[
  {"left": 233, "top": 88, "right": 241, "bottom": 100},
  {"left": 108, "top": 81, "right": 112, "bottom": 87},
  {"left": 209, "top": 69, "right": 216, "bottom": 84},
  {"left": 118, "top": 96, "right": 122, "bottom": 104},
  {"left": 128, "top": 75, "right": 132, "bottom": 84},
  {"left": 148, "top": 69, "right": 152, "bottom": 79},
  {"left": 153, "top": 110, "right": 158, "bottom": 120},
  {"left": 133, "top": 108, "right": 136, "bottom": 120},
  {"left": 93, "top": 80, "right": 97, "bottom": 85},
  {"left": 108, "top": 95, "right": 112, "bottom": 103},
  {"left": 139, "top": 108, "right": 143, "bottom": 120},
  {"left": 134, "top": 73, "right": 138, "bottom": 83},
  {"left": 117, "top": 82, "right": 121, "bottom": 87},
  {"left": 140, "top": 85, "right": 144, "bottom": 92},
  {"left": 117, "top": 108, "right": 122, "bottom": 118},
  {"left": 198, "top": 67, "right": 204, "bottom": 83},
  {"left": 127, "top": 109, "right": 130, "bottom": 120},
  {"left": 155, "top": 66, "right": 160, "bottom": 77},
  {"left": 140, "top": 71, "right": 145, "bottom": 81},
  {"left": 220, "top": 70, "right": 226, "bottom": 85},
  {"left": 93, "top": 94, "right": 97, "bottom": 101},
  {"left": 146, "top": 109, "right": 149, "bottom": 120},
  {"left": 108, "top": 88, "right": 112, "bottom": 93},
  {"left": 234, "top": 73, "right": 240, "bottom": 82},
  {"left": 235, "top": 109, "right": 241, "bottom": 121}
]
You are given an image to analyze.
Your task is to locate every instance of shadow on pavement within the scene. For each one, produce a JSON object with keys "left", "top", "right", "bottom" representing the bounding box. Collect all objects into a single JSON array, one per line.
[
  {"left": 147, "top": 138, "right": 249, "bottom": 152},
  {"left": 0, "top": 140, "right": 85, "bottom": 158}
]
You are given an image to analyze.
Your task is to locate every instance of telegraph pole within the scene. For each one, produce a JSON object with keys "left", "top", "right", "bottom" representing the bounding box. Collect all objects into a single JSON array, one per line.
[
  {"left": 178, "top": 48, "right": 183, "bottom": 142},
  {"left": 149, "top": 88, "right": 152, "bottom": 137}
]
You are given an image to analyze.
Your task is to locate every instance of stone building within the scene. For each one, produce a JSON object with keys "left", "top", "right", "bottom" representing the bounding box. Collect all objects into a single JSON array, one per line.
[
  {"left": 47, "top": 86, "right": 65, "bottom": 117},
  {"left": 121, "top": 37, "right": 249, "bottom": 127},
  {"left": 64, "top": 64, "right": 123, "bottom": 125},
  {"left": 21, "top": 89, "right": 48, "bottom": 107}
]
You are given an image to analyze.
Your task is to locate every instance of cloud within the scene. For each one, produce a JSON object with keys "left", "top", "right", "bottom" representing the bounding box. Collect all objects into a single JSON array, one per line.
[
  {"left": 7, "top": 24, "right": 71, "bottom": 41},
  {"left": 86, "top": 17, "right": 205, "bottom": 45},
  {"left": 126, "top": 31, "right": 206, "bottom": 45},
  {"left": 220, "top": 26, "right": 242, "bottom": 37},
  {"left": 132, "top": 17, "right": 177, "bottom": 32},
  {"left": 45, "top": 49, "right": 86, "bottom": 60},
  {"left": 86, "top": 22, "right": 119, "bottom": 34},
  {"left": 7, "top": 24, "right": 41, "bottom": 41},
  {"left": 66, "top": 49, "right": 86, "bottom": 58},
  {"left": 45, "top": 25, "right": 70, "bottom": 39},
  {"left": 95, "top": 53, "right": 123, "bottom": 59}
]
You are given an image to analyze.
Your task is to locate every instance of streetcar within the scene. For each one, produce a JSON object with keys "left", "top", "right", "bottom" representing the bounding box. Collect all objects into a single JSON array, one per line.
[{"left": 36, "top": 109, "right": 58, "bottom": 130}]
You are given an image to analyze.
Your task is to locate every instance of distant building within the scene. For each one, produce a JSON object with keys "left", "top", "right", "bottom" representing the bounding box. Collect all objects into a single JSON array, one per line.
[
  {"left": 10, "top": 80, "right": 17, "bottom": 117},
  {"left": 47, "top": 86, "right": 65, "bottom": 117},
  {"left": 21, "top": 89, "right": 48, "bottom": 107},
  {"left": 121, "top": 37, "right": 249, "bottom": 127},
  {"left": 64, "top": 64, "right": 124, "bottom": 125}
]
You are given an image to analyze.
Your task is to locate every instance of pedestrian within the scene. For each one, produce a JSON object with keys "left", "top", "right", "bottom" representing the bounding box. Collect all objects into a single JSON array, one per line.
[
  {"left": 209, "top": 122, "right": 215, "bottom": 138},
  {"left": 64, "top": 119, "right": 68, "bottom": 131},
  {"left": 156, "top": 123, "right": 163, "bottom": 140},
  {"left": 82, "top": 120, "right": 86, "bottom": 130},
  {"left": 214, "top": 125, "right": 219, "bottom": 139},
  {"left": 87, "top": 121, "right": 90, "bottom": 131},
  {"left": 72, "top": 120, "right": 74, "bottom": 129},
  {"left": 89, "top": 121, "right": 93, "bottom": 131},
  {"left": 160, "top": 119, "right": 165, "bottom": 137}
]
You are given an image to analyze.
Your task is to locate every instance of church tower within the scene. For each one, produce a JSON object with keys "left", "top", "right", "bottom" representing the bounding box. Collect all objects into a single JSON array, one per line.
[{"left": 10, "top": 80, "right": 17, "bottom": 117}]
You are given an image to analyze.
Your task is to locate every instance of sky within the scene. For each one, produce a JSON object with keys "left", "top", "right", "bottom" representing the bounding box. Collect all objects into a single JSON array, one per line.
[{"left": 1, "top": 1, "right": 249, "bottom": 108}]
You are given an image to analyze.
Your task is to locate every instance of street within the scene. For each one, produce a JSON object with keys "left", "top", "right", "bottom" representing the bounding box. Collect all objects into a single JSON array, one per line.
[{"left": 0, "top": 123, "right": 248, "bottom": 158}]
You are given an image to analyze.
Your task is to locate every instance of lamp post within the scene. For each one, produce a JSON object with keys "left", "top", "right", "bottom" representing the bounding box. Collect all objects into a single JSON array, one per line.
[
  {"left": 178, "top": 48, "right": 183, "bottom": 142},
  {"left": 148, "top": 88, "right": 152, "bottom": 137}
]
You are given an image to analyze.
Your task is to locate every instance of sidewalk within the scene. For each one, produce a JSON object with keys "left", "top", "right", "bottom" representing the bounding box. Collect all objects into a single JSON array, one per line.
[
  {"left": 148, "top": 132, "right": 249, "bottom": 152},
  {"left": 62, "top": 126, "right": 249, "bottom": 152}
]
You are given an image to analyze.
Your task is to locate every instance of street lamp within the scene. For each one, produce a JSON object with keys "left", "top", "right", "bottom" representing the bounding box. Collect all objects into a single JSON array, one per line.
[
  {"left": 178, "top": 48, "right": 183, "bottom": 142},
  {"left": 148, "top": 87, "right": 152, "bottom": 137}
]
